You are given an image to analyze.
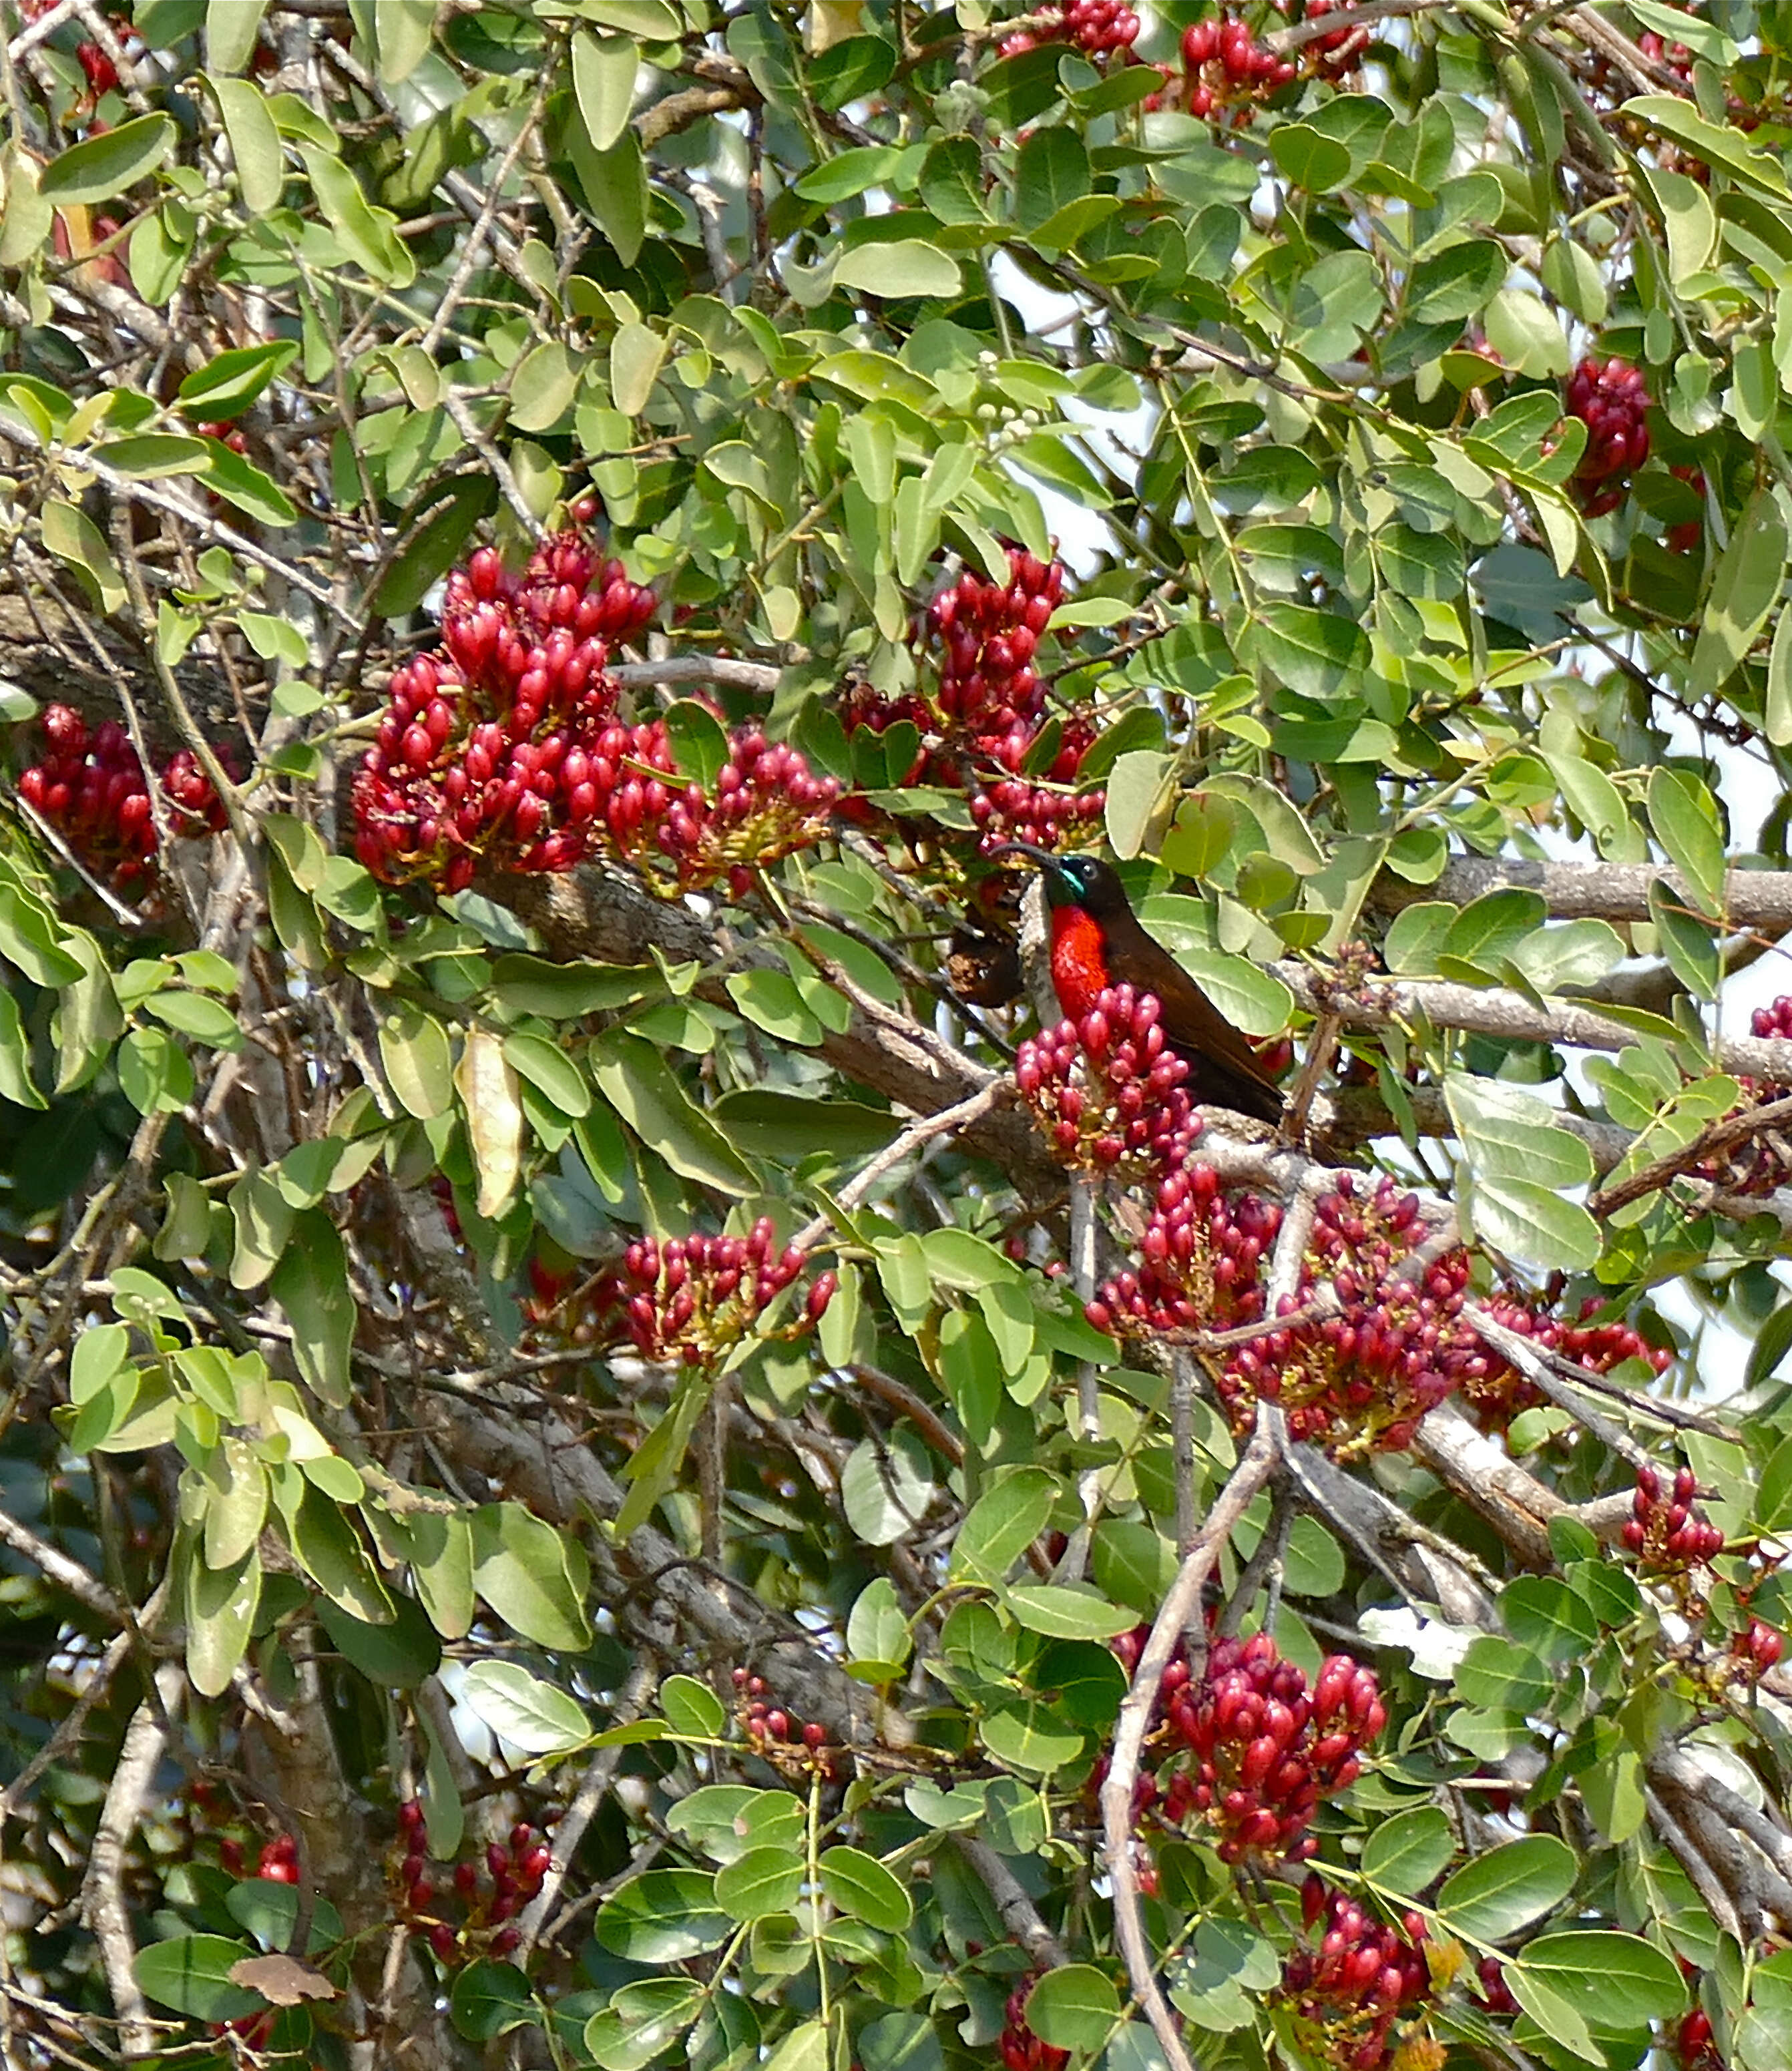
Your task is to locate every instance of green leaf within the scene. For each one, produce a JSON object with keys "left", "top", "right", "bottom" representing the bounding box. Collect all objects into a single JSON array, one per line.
[
  {"left": 210, "top": 75, "right": 285, "bottom": 214},
  {"left": 228, "top": 1168, "right": 296, "bottom": 1292},
  {"left": 41, "top": 499, "right": 124, "bottom": 614},
  {"left": 1245, "top": 601, "right": 1371, "bottom": 700},
  {"left": 817, "top": 1843, "right": 916, "bottom": 1928},
  {"left": 96, "top": 434, "right": 212, "bottom": 480},
  {"left": 1691, "top": 490, "right": 1786, "bottom": 704},
  {"left": 178, "top": 339, "right": 299, "bottom": 422},
  {"left": 1502, "top": 1575, "right": 1599, "bottom": 1662},
  {"left": 1481, "top": 286, "right": 1571, "bottom": 377},
  {"left": 835, "top": 242, "right": 962, "bottom": 298},
  {"left": 590, "top": 1031, "right": 754, "bottom": 1194},
  {"left": 1269, "top": 124, "right": 1351, "bottom": 193},
  {"left": 1768, "top": 600, "right": 1792, "bottom": 748},
  {"left": 1445, "top": 1073, "right": 1593, "bottom": 1189},
  {"left": 317, "top": 1593, "right": 441, "bottom": 1688},
  {"left": 471, "top": 1501, "right": 593, "bottom": 1650},
  {"left": 0, "top": 987, "right": 43, "bottom": 1109},
  {"left": 133, "top": 1933, "right": 264, "bottom": 2022},
  {"left": 489, "top": 954, "right": 662, "bottom": 1019},
  {"left": 378, "top": 1003, "right": 454, "bottom": 1120},
  {"left": 796, "top": 144, "right": 916, "bottom": 203},
  {"left": 663, "top": 699, "right": 730, "bottom": 790},
  {"left": 502, "top": 1031, "right": 592, "bottom": 1119},
  {"left": 298, "top": 145, "right": 415, "bottom": 286},
  {"left": 1361, "top": 1807, "right": 1455, "bottom": 1896},
  {"left": 1001, "top": 1583, "right": 1132, "bottom": 1640},
  {"left": 658, "top": 1674, "right": 726, "bottom": 1737},
  {"left": 270, "top": 1211, "right": 355, "bottom": 1407},
  {"left": 583, "top": 1980, "right": 706, "bottom": 2070},
  {"left": 117, "top": 1026, "right": 195, "bottom": 1116},
  {"left": 1507, "top": 1968, "right": 1598, "bottom": 2064},
  {"left": 609, "top": 320, "right": 665, "bottom": 417},
  {"left": 847, "top": 1577, "right": 911, "bottom": 1671},
  {"left": 202, "top": 1438, "right": 267, "bottom": 1570},
  {"left": 374, "top": 0, "right": 436, "bottom": 81},
  {"left": 572, "top": 131, "right": 648, "bottom": 267},
  {"left": 186, "top": 1548, "right": 260, "bottom": 1698},
  {"left": 1516, "top": 1930, "right": 1685, "bottom": 2030},
  {"left": 1622, "top": 95, "right": 1789, "bottom": 197},
  {"left": 1647, "top": 767, "right": 1728, "bottom": 917},
  {"left": 953, "top": 1468, "right": 1055, "bottom": 1582},
  {"left": 206, "top": 0, "right": 270, "bottom": 73},
  {"left": 1014, "top": 126, "right": 1090, "bottom": 231},
  {"left": 460, "top": 1660, "right": 592, "bottom": 1755},
  {"left": 509, "top": 341, "right": 580, "bottom": 433},
  {"left": 402, "top": 1510, "right": 474, "bottom": 1640},
  {"left": 596, "top": 1870, "right": 730, "bottom": 1962},
  {"left": 202, "top": 442, "right": 298, "bottom": 525},
  {"left": 289, "top": 1483, "right": 393, "bottom": 1622},
  {"left": 1434, "top": 1833, "right": 1578, "bottom": 1942},
  {"left": 40, "top": 115, "right": 176, "bottom": 204},
  {"left": 1023, "top": 1964, "right": 1120, "bottom": 2051},
  {"left": 1757, "top": 1433, "right": 1792, "bottom": 1532},
  {"left": 714, "top": 1845, "right": 805, "bottom": 1923},
  {"left": 1104, "top": 749, "right": 1171, "bottom": 859},
  {"left": 840, "top": 1429, "right": 936, "bottom": 1545},
  {"left": 583, "top": 0, "right": 678, "bottom": 31},
  {"left": 450, "top": 1961, "right": 537, "bottom": 2042},
  {"left": 1466, "top": 1172, "right": 1600, "bottom": 1272}
]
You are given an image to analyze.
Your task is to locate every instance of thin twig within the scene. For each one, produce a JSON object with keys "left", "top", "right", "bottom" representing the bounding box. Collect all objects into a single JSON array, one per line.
[{"left": 1100, "top": 1425, "right": 1279, "bottom": 2071}]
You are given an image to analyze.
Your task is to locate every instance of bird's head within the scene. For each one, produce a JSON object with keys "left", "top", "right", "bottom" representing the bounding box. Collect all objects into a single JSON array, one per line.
[{"left": 993, "top": 844, "right": 1127, "bottom": 917}]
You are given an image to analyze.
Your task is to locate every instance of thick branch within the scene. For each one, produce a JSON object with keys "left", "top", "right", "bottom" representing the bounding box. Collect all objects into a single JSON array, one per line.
[{"left": 1365, "top": 855, "right": 1792, "bottom": 930}]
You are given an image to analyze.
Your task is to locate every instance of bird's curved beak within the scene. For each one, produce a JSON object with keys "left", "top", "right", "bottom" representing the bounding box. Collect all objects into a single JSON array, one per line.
[{"left": 985, "top": 840, "right": 1058, "bottom": 867}]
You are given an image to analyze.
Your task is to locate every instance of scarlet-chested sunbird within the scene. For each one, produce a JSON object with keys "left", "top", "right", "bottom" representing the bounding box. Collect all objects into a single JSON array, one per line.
[{"left": 997, "top": 847, "right": 1285, "bottom": 1126}]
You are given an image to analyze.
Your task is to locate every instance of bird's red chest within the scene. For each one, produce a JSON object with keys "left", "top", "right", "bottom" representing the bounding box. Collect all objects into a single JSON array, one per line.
[{"left": 1050, "top": 906, "right": 1110, "bottom": 1021}]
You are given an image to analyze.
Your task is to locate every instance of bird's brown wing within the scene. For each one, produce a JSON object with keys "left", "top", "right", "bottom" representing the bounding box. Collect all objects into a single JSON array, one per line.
[{"left": 1104, "top": 913, "right": 1285, "bottom": 1123}]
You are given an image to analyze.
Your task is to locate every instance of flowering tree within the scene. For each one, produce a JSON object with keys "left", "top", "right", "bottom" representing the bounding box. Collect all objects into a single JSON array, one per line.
[{"left": 6, "top": 1, "right": 1792, "bottom": 2068}]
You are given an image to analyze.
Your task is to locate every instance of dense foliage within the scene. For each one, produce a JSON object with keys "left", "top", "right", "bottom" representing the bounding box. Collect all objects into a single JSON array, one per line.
[{"left": 10, "top": 3, "right": 1792, "bottom": 2070}]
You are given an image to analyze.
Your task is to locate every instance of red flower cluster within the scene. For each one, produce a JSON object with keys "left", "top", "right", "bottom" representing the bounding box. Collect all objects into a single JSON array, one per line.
[
  {"left": 19, "top": 0, "right": 134, "bottom": 107},
  {"left": 1639, "top": 25, "right": 1695, "bottom": 85},
  {"left": 1091, "top": 1168, "right": 1665, "bottom": 1456},
  {"left": 355, "top": 531, "right": 649, "bottom": 887},
  {"left": 999, "top": 1979, "right": 1070, "bottom": 2071},
  {"left": 1180, "top": 15, "right": 1297, "bottom": 118},
  {"left": 594, "top": 1221, "right": 834, "bottom": 1368},
  {"left": 1464, "top": 1295, "right": 1671, "bottom": 1423},
  {"left": 925, "top": 547, "right": 1060, "bottom": 736},
  {"left": 394, "top": 1799, "right": 552, "bottom": 1965},
  {"left": 1225, "top": 1176, "right": 1474, "bottom": 1454},
  {"left": 1731, "top": 1616, "right": 1785, "bottom": 1679},
  {"left": 843, "top": 545, "right": 1105, "bottom": 860},
  {"left": 218, "top": 1831, "right": 298, "bottom": 1883},
  {"left": 969, "top": 716, "right": 1106, "bottom": 849},
  {"left": 1283, "top": 1884, "right": 1429, "bottom": 2071},
  {"left": 1476, "top": 1958, "right": 1519, "bottom": 2016},
  {"left": 732, "top": 1668, "right": 840, "bottom": 1777},
  {"left": 1000, "top": 0, "right": 1140, "bottom": 59},
  {"left": 1564, "top": 357, "right": 1650, "bottom": 517},
  {"left": 1015, "top": 985, "right": 1206, "bottom": 1176},
  {"left": 1623, "top": 1464, "right": 1725, "bottom": 1568},
  {"left": 1088, "top": 1160, "right": 1277, "bottom": 1337},
  {"left": 1140, "top": 1632, "right": 1387, "bottom": 1865},
  {"left": 1677, "top": 2006, "right": 1721, "bottom": 2071},
  {"left": 16, "top": 703, "right": 225, "bottom": 888}
]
